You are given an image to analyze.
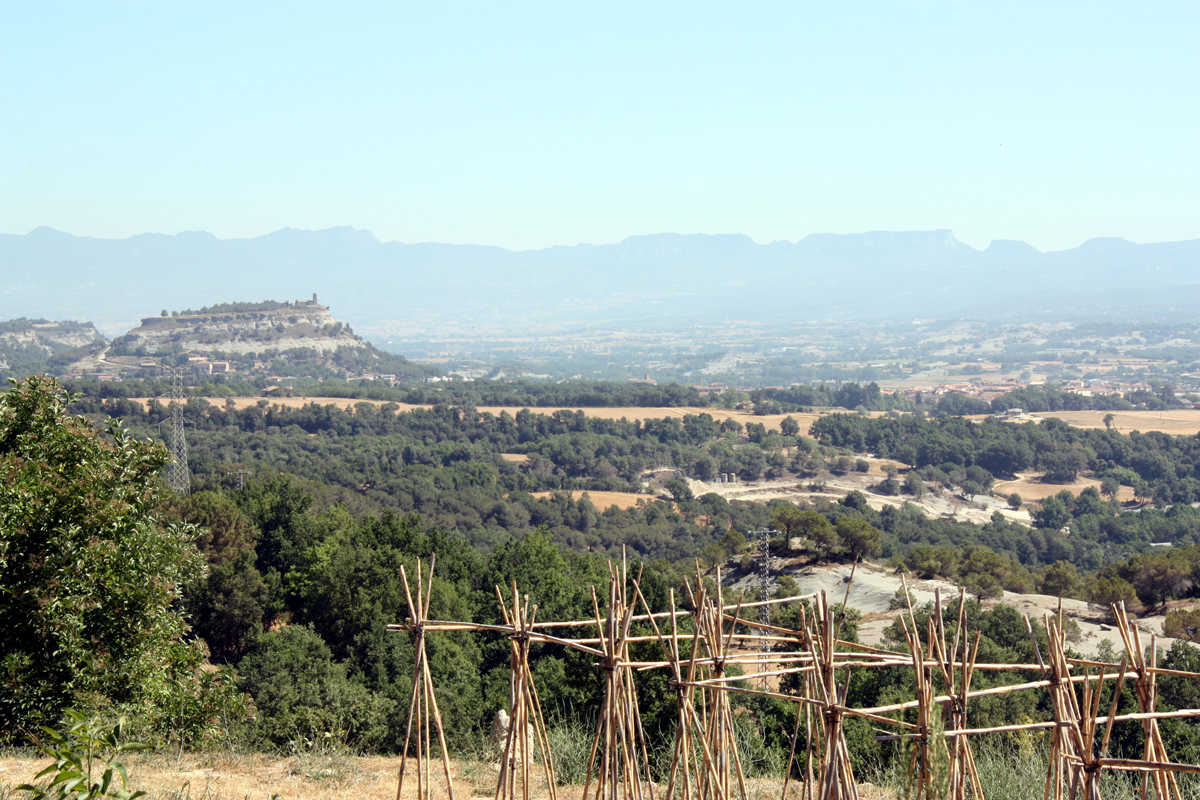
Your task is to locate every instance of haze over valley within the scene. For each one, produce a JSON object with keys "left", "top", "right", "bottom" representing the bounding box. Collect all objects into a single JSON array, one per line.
[
  {"left": 6, "top": 226, "right": 1200, "bottom": 391},
  {"left": 8, "top": 227, "right": 1200, "bottom": 336}
]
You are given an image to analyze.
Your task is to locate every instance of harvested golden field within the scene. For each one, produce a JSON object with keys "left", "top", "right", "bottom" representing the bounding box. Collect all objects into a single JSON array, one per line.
[
  {"left": 112, "top": 395, "right": 1200, "bottom": 439},
  {"left": 130, "top": 395, "right": 392, "bottom": 413},
  {"left": 462, "top": 405, "right": 818, "bottom": 435},
  {"left": 1030, "top": 409, "right": 1200, "bottom": 435},
  {"left": 128, "top": 397, "right": 823, "bottom": 433},
  {"left": 529, "top": 489, "right": 659, "bottom": 510},
  {"left": 992, "top": 472, "right": 1136, "bottom": 503}
]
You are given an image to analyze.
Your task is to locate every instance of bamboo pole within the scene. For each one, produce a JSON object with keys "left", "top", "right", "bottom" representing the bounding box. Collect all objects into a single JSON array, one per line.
[
  {"left": 494, "top": 580, "right": 559, "bottom": 800},
  {"left": 386, "top": 552, "right": 1200, "bottom": 800},
  {"left": 1113, "top": 602, "right": 1182, "bottom": 800},
  {"left": 583, "top": 555, "right": 657, "bottom": 800},
  {"left": 394, "top": 559, "right": 459, "bottom": 800},
  {"left": 875, "top": 705, "right": 1200, "bottom": 742}
]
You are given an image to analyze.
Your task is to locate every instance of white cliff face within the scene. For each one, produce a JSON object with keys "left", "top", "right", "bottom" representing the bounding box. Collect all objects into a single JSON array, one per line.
[
  {"left": 0, "top": 321, "right": 105, "bottom": 350},
  {"left": 0, "top": 319, "right": 106, "bottom": 368},
  {"left": 112, "top": 303, "right": 366, "bottom": 356}
]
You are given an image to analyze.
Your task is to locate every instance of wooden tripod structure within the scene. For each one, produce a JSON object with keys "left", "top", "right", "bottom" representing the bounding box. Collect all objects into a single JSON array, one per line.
[
  {"left": 936, "top": 591, "right": 984, "bottom": 800},
  {"left": 494, "top": 580, "right": 558, "bottom": 800},
  {"left": 684, "top": 568, "right": 750, "bottom": 800},
  {"left": 396, "top": 558, "right": 459, "bottom": 800},
  {"left": 807, "top": 589, "right": 859, "bottom": 800},
  {"left": 909, "top": 588, "right": 984, "bottom": 800},
  {"left": 389, "top": 555, "right": 1200, "bottom": 800},
  {"left": 581, "top": 559, "right": 656, "bottom": 800},
  {"left": 1112, "top": 602, "right": 1184, "bottom": 800}
]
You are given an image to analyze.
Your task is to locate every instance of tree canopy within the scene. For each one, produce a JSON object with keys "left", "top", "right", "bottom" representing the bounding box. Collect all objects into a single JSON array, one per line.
[{"left": 0, "top": 376, "right": 205, "bottom": 741}]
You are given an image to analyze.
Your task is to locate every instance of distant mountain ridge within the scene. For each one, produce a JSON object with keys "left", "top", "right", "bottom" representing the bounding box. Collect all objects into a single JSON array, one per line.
[{"left": 3, "top": 227, "right": 1199, "bottom": 336}]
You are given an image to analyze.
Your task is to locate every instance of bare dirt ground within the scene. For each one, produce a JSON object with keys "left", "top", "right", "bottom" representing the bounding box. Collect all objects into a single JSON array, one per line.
[
  {"left": 0, "top": 752, "right": 437, "bottom": 800},
  {"left": 992, "top": 472, "right": 1136, "bottom": 503},
  {"left": 749, "top": 561, "right": 1178, "bottom": 659},
  {"left": 128, "top": 397, "right": 830, "bottom": 435},
  {"left": 0, "top": 752, "right": 893, "bottom": 800},
  {"left": 692, "top": 462, "right": 1033, "bottom": 527}
]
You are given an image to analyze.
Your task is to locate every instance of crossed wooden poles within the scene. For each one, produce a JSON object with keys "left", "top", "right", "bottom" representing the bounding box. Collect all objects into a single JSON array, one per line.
[
  {"left": 394, "top": 557, "right": 457, "bottom": 800},
  {"left": 389, "top": 555, "right": 1200, "bottom": 800}
]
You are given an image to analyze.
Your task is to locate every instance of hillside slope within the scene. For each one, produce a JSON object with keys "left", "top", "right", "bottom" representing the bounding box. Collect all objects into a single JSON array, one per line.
[
  {"left": 110, "top": 299, "right": 362, "bottom": 357},
  {"left": 0, "top": 318, "right": 105, "bottom": 375},
  {"left": 87, "top": 298, "right": 427, "bottom": 380}
]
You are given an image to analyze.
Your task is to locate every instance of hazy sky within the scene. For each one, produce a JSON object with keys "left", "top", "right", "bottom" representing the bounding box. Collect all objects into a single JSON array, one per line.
[{"left": 4, "top": 2, "right": 1197, "bottom": 251}]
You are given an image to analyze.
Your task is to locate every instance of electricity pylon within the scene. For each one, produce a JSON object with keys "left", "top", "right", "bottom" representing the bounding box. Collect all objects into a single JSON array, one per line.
[{"left": 167, "top": 368, "right": 190, "bottom": 494}]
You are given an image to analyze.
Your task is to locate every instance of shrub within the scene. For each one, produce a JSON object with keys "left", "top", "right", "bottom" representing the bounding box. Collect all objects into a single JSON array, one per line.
[
  {"left": 17, "top": 710, "right": 147, "bottom": 800},
  {"left": 236, "top": 626, "right": 394, "bottom": 751},
  {"left": 1164, "top": 608, "right": 1200, "bottom": 642},
  {"left": 0, "top": 377, "right": 206, "bottom": 743},
  {"left": 545, "top": 717, "right": 594, "bottom": 784}
]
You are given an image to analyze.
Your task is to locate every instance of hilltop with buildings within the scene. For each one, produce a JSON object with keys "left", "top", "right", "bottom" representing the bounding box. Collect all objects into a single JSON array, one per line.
[
  {"left": 110, "top": 295, "right": 361, "bottom": 359},
  {"left": 54, "top": 296, "right": 427, "bottom": 382}
]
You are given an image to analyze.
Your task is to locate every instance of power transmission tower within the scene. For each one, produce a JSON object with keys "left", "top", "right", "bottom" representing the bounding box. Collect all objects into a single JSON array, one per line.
[
  {"left": 753, "top": 527, "right": 779, "bottom": 630},
  {"left": 167, "top": 368, "right": 190, "bottom": 495}
]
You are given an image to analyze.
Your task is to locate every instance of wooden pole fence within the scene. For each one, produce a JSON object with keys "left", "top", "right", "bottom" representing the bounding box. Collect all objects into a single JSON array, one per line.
[{"left": 389, "top": 557, "right": 1200, "bottom": 800}]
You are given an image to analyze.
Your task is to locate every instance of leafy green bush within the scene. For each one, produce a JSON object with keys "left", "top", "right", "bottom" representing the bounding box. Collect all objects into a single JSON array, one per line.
[
  {"left": 236, "top": 626, "right": 393, "bottom": 752},
  {"left": 0, "top": 377, "right": 208, "bottom": 743},
  {"left": 17, "top": 710, "right": 146, "bottom": 800}
]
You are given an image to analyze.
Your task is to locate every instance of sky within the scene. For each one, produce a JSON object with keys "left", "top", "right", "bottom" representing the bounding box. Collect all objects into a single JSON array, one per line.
[{"left": 3, "top": 2, "right": 1198, "bottom": 251}]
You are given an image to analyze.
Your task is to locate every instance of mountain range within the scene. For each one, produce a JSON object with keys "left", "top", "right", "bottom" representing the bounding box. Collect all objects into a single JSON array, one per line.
[{"left": 3, "top": 227, "right": 1199, "bottom": 338}]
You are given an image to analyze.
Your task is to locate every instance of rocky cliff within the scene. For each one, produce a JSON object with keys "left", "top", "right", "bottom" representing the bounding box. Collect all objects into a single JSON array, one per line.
[
  {"left": 0, "top": 318, "right": 106, "bottom": 373},
  {"left": 109, "top": 299, "right": 365, "bottom": 357},
  {"left": 103, "top": 298, "right": 425, "bottom": 379}
]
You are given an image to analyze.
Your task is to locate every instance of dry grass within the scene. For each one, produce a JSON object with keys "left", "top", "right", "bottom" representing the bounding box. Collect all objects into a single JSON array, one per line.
[
  {"left": 0, "top": 751, "right": 553, "bottom": 800},
  {"left": 0, "top": 752, "right": 892, "bottom": 800},
  {"left": 1030, "top": 409, "right": 1200, "bottom": 435},
  {"left": 1, "top": 751, "right": 414, "bottom": 800},
  {"left": 862, "top": 456, "right": 910, "bottom": 476},
  {"left": 529, "top": 490, "right": 660, "bottom": 510},
  {"left": 127, "top": 397, "right": 827, "bottom": 434},
  {"left": 992, "top": 472, "right": 1136, "bottom": 502}
]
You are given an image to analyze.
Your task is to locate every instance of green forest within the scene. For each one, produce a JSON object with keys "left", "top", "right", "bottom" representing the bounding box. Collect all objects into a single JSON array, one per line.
[{"left": 3, "top": 375, "right": 1200, "bottom": 784}]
